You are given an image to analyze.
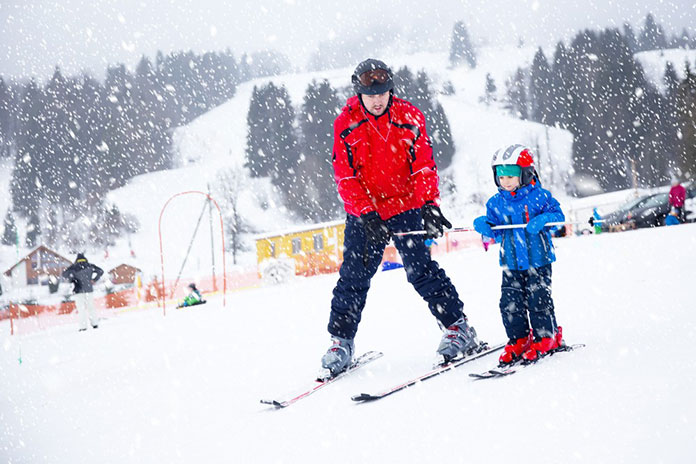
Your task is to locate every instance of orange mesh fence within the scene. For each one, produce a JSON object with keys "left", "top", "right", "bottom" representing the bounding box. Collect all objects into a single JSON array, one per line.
[{"left": 3, "top": 237, "right": 487, "bottom": 336}]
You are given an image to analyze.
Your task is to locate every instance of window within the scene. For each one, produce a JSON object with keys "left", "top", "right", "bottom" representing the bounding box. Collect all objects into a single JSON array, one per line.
[
  {"left": 291, "top": 238, "right": 302, "bottom": 254},
  {"left": 313, "top": 233, "right": 324, "bottom": 251},
  {"left": 30, "top": 253, "right": 39, "bottom": 270},
  {"left": 269, "top": 241, "right": 276, "bottom": 258}
]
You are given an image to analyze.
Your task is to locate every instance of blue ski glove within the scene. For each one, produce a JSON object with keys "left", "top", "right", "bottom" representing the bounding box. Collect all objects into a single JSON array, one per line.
[
  {"left": 473, "top": 216, "right": 494, "bottom": 237},
  {"left": 526, "top": 214, "right": 551, "bottom": 235}
]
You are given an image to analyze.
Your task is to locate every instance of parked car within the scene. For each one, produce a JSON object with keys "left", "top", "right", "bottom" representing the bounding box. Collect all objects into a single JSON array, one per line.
[{"left": 601, "top": 186, "right": 696, "bottom": 231}]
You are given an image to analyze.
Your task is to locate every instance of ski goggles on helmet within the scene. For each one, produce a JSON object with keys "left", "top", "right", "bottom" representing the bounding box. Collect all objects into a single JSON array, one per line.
[{"left": 356, "top": 68, "right": 391, "bottom": 87}]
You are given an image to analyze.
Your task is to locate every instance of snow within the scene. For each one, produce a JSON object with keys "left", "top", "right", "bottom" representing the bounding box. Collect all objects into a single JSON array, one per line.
[
  {"left": 635, "top": 48, "right": 696, "bottom": 94},
  {"left": 94, "top": 47, "right": 576, "bottom": 282},
  {"left": 2, "top": 223, "right": 695, "bottom": 463}
]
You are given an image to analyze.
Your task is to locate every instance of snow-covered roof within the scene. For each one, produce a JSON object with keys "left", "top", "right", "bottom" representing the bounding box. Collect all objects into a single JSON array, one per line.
[
  {"left": 3, "top": 244, "right": 72, "bottom": 276},
  {"left": 254, "top": 219, "right": 345, "bottom": 241}
]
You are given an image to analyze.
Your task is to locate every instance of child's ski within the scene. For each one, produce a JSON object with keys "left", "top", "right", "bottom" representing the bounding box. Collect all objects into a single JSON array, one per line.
[
  {"left": 260, "top": 350, "right": 383, "bottom": 409},
  {"left": 351, "top": 343, "right": 505, "bottom": 403},
  {"left": 469, "top": 343, "right": 586, "bottom": 380}
]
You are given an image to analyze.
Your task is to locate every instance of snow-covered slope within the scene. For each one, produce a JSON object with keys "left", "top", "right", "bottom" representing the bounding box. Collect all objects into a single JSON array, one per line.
[
  {"left": 2, "top": 222, "right": 694, "bottom": 463},
  {"left": 104, "top": 48, "right": 575, "bottom": 276},
  {"left": 635, "top": 48, "right": 696, "bottom": 93}
]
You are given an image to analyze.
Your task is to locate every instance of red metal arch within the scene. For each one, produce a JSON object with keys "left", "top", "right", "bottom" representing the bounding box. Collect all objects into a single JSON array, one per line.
[{"left": 158, "top": 191, "right": 227, "bottom": 315}]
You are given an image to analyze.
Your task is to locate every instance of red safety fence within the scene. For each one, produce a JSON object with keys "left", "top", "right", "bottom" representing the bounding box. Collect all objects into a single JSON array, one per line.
[
  {"left": 1, "top": 234, "right": 487, "bottom": 336},
  {"left": 2, "top": 269, "right": 262, "bottom": 336}
]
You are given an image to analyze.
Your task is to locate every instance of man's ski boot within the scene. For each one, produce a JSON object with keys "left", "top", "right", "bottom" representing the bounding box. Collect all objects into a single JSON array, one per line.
[
  {"left": 319, "top": 336, "right": 354, "bottom": 380},
  {"left": 499, "top": 332, "right": 533, "bottom": 366},
  {"left": 436, "top": 316, "right": 480, "bottom": 364},
  {"left": 522, "top": 326, "right": 564, "bottom": 363}
]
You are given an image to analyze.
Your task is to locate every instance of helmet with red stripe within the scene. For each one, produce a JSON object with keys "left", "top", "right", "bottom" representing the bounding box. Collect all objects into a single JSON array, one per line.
[{"left": 491, "top": 144, "right": 538, "bottom": 188}]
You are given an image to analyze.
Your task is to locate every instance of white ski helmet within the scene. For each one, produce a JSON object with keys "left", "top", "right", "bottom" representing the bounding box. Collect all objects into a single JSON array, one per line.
[{"left": 491, "top": 144, "right": 538, "bottom": 188}]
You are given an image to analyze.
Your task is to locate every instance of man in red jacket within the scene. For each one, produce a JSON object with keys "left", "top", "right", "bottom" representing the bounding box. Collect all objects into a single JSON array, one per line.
[{"left": 320, "top": 59, "right": 482, "bottom": 377}]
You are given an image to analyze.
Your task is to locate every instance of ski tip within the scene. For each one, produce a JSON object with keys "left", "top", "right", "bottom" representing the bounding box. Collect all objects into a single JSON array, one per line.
[
  {"left": 351, "top": 393, "right": 376, "bottom": 402},
  {"left": 260, "top": 399, "right": 286, "bottom": 409}
]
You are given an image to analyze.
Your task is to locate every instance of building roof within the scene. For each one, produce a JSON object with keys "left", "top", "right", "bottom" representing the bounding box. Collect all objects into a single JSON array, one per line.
[
  {"left": 254, "top": 220, "right": 345, "bottom": 241},
  {"left": 3, "top": 244, "right": 73, "bottom": 276},
  {"left": 108, "top": 263, "right": 143, "bottom": 274}
]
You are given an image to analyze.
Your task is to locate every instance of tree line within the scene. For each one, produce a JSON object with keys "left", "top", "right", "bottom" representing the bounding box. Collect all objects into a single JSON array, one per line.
[
  {"left": 475, "top": 14, "right": 696, "bottom": 191},
  {"left": 0, "top": 49, "right": 290, "bottom": 250},
  {"left": 244, "top": 68, "right": 455, "bottom": 223}
]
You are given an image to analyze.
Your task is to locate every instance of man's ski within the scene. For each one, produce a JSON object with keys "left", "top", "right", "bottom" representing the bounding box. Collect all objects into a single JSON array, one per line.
[
  {"left": 351, "top": 342, "right": 505, "bottom": 403},
  {"left": 469, "top": 343, "right": 586, "bottom": 380},
  {"left": 260, "top": 350, "right": 383, "bottom": 409}
]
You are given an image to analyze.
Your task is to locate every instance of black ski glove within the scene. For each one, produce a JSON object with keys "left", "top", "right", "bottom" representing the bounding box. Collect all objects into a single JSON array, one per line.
[
  {"left": 361, "top": 212, "right": 391, "bottom": 267},
  {"left": 421, "top": 202, "right": 452, "bottom": 239},
  {"left": 362, "top": 212, "right": 391, "bottom": 244}
]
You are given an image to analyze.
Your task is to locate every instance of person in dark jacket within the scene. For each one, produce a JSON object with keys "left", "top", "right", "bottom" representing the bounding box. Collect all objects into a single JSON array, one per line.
[
  {"left": 474, "top": 144, "right": 566, "bottom": 365},
  {"left": 62, "top": 253, "right": 104, "bottom": 331},
  {"left": 320, "top": 58, "right": 481, "bottom": 378}
]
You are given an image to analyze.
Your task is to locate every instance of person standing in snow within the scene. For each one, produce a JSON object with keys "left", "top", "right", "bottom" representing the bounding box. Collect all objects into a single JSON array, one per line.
[
  {"left": 473, "top": 145, "right": 566, "bottom": 364},
  {"left": 62, "top": 253, "right": 104, "bottom": 331},
  {"left": 668, "top": 178, "right": 686, "bottom": 223},
  {"left": 320, "top": 58, "right": 481, "bottom": 377}
]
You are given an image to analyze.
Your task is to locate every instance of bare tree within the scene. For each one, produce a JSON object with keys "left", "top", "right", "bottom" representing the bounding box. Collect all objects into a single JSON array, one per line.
[{"left": 215, "top": 165, "right": 253, "bottom": 265}]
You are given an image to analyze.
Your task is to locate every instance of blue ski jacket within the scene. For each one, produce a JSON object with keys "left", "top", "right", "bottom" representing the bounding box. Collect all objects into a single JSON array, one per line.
[{"left": 475, "top": 181, "right": 564, "bottom": 271}]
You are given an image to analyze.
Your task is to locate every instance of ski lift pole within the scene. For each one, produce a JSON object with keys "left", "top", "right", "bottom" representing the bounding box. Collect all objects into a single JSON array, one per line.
[
  {"left": 393, "top": 220, "right": 603, "bottom": 237},
  {"left": 207, "top": 184, "right": 217, "bottom": 292},
  {"left": 171, "top": 199, "right": 209, "bottom": 298}
]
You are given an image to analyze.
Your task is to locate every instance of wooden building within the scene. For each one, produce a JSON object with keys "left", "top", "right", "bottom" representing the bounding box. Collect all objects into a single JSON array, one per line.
[
  {"left": 255, "top": 220, "right": 345, "bottom": 277},
  {"left": 108, "top": 263, "right": 142, "bottom": 285},
  {"left": 3, "top": 245, "right": 73, "bottom": 288}
]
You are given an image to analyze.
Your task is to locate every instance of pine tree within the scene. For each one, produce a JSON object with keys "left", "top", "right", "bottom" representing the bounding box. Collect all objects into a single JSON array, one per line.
[
  {"left": 504, "top": 68, "right": 528, "bottom": 120},
  {"left": 394, "top": 67, "right": 417, "bottom": 100},
  {"left": 529, "top": 48, "right": 552, "bottom": 124},
  {"left": 75, "top": 74, "right": 108, "bottom": 207},
  {"left": 622, "top": 23, "right": 638, "bottom": 54},
  {"left": 44, "top": 67, "right": 76, "bottom": 205},
  {"left": 663, "top": 62, "right": 682, "bottom": 176},
  {"left": 548, "top": 41, "right": 573, "bottom": 128},
  {"left": 244, "top": 82, "right": 298, "bottom": 196},
  {"left": 2, "top": 210, "right": 17, "bottom": 246},
  {"left": 0, "top": 77, "right": 11, "bottom": 158},
  {"left": 413, "top": 72, "right": 455, "bottom": 169},
  {"left": 297, "top": 80, "right": 342, "bottom": 221},
  {"left": 26, "top": 212, "right": 41, "bottom": 248},
  {"left": 11, "top": 79, "right": 44, "bottom": 216},
  {"left": 268, "top": 84, "right": 299, "bottom": 195},
  {"left": 428, "top": 101, "right": 456, "bottom": 169},
  {"left": 245, "top": 85, "right": 270, "bottom": 177},
  {"left": 482, "top": 73, "right": 497, "bottom": 105},
  {"left": 638, "top": 13, "right": 668, "bottom": 52},
  {"left": 449, "top": 21, "right": 476, "bottom": 68},
  {"left": 676, "top": 67, "right": 696, "bottom": 177}
]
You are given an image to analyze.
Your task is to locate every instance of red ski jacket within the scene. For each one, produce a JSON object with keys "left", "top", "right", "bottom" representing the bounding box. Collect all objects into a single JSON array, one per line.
[
  {"left": 669, "top": 184, "right": 686, "bottom": 208},
  {"left": 332, "top": 95, "right": 440, "bottom": 220}
]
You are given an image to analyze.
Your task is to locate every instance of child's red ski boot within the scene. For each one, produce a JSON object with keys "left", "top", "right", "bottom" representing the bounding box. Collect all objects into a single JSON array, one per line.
[
  {"left": 498, "top": 332, "right": 532, "bottom": 366},
  {"left": 522, "top": 327, "right": 564, "bottom": 363}
]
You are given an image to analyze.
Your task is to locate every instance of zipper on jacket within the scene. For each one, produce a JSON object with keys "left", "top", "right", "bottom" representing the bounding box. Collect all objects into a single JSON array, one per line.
[{"left": 505, "top": 215, "right": 518, "bottom": 269}]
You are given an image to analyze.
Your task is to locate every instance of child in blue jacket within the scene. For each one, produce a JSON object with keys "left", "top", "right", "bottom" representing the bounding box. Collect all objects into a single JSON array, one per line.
[{"left": 473, "top": 144, "right": 565, "bottom": 365}]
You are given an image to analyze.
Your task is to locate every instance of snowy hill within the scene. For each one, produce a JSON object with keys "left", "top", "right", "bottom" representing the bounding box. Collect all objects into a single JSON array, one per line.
[
  {"left": 635, "top": 47, "right": 696, "bottom": 93},
  {"left": 104, "top": 47, "right": 574, "bottom": 279},
  {"left": 2, "top": 222, "right": 695, "bottom": 463}
]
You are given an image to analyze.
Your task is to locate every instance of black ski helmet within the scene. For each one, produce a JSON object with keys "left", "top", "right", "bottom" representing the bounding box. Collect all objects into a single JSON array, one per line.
[
  {"left": 491, "top": 144, "right": 538, "bottom": 188},
  {"left": 351, "top": 58, "right": 394, "bottom": 95}
]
